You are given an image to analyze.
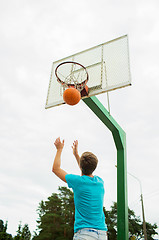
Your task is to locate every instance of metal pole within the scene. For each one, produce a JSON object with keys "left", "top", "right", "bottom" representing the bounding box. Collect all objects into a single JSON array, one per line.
[
  {"left": 83, "top": 96, "right": 129, "bottom": 240},
  {"left": 141, "top": 194, "right": 147, "bottom": 240},
  {"left": 128, "top": 173, "right": 147, "bottom": 240}
]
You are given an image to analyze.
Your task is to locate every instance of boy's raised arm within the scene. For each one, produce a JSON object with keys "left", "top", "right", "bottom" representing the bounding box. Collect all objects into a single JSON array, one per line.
[
  {"left": 52, "top": 137, "right": 67, "bottom": 183},
  {"left": 72, "top": 140, "right": 80, "bottom": 167}
]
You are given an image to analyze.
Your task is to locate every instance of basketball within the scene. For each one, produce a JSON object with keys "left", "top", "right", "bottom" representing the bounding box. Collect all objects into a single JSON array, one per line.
[{"left": 63, "top": 88, "right": 81, "bottom": 105}]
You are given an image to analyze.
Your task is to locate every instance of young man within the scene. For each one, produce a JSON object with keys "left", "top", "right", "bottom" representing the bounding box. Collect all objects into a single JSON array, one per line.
[{"left": 52, "top": 137, "right": 108, "bottom": 240}]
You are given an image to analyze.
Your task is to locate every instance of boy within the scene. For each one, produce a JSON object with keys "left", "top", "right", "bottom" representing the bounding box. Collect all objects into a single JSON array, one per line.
[{"left": 52, "top": 137, "right": 108, "bottom": 240}]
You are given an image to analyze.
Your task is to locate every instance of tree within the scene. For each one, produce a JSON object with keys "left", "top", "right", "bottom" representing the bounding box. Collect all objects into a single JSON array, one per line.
[
  {"left": 58, "top": 187, "right": 75, "bottom": 238},
  {"left": 33, "top": 187, "right": 74, "bottom": 240},
  {"left": 105, "top": 202, "right": 158, "bottom": 240},
  {"left": 0, "top": 220, "right": 13, "bottom": 240},
  {"left": 128, "top": 208, "right": 142, "bottom": 239},
  {"left": 13, "top": 222, "right": 22, "bottom": 240},
  {"left": 145, "top": 222, "right": 158, "bottom": 240},
  {"left": 14, "top": 222, "right": 31, "bottom": 240},
  {"left": 21, "top": 224, "right": 31, "bottom": 240},
  {"left": 104, "top": 205, "right": 117, "bottom": 240},
  {"left": 33, "top": 187, "right": 158, "bottom": 240}
]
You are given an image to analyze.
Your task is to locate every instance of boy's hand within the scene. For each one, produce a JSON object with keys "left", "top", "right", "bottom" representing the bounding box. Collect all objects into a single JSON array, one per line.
[
  {"left": 72, "top": 140, "right": 80, "bottom": 166},
  {"left": 72, "top": 140, "right": 78, "bottom": 156},
  {"left": 54, "top": 137, "right": 64, "bottom": 150},
  {"left": 52, "top": 137, "right": 67, "bottom": 183}
]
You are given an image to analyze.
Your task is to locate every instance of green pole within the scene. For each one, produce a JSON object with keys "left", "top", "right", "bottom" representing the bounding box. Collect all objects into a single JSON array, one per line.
[{"left": 83, "top": 96, "right": 128, "bottom": 240}]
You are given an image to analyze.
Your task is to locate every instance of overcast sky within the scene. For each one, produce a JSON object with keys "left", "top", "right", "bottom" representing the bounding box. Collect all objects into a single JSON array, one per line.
[{"left": 0, "top": 0, "right": 159, "bottom": 238}]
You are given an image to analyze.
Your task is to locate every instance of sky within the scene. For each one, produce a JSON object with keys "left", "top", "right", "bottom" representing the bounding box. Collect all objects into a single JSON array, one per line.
[{"left": 0, "top": 0, "right": 159, "bottom": 238}]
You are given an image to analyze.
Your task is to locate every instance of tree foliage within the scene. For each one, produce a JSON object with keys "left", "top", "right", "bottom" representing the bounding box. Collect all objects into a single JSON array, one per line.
[
  {"left": 105, "top": 202, "right": 158, "bottom": 240},
  {"left": 0, "top": 220, "right": 13, "bottom": 240},
  {"left": 33, "top": 187, "right": 158, "bottom": 240},
  {"left": 0, "top": 220, "right": 31, "bottom": 240},
  {"left": 33, "top": 187, "right": 74, "bottom": 240},
  {"left": 1, "top": 186, "right": 158, "bottom": 240},
  {"left": 13, "top": 222, "right": 31, "bottom": 240}
]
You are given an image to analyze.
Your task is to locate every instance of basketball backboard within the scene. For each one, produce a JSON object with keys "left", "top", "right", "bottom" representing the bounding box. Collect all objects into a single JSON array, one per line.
[{"left": 45, "top": 35, "right": 131, "bottom": 109}]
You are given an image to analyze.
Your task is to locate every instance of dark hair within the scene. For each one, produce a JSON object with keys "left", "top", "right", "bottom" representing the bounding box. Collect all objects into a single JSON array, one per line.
[{"left": 80, "top": 152, "right": 98, "bottom": 175}]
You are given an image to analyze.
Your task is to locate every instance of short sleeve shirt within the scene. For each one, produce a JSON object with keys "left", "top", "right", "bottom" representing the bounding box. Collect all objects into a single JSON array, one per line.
[{"left": 65, "top": 174, "right": 107, "bottom": 233}]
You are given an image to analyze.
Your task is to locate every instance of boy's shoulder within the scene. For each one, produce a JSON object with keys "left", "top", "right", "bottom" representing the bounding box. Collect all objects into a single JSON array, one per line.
[
  {"left": 65, "top": 174, "right": 104, "bottom": 190},
  {"left": 65, "top": 174, "right": 82, "bottom": 190},
  {"left": 65, "top": 174, "right": 82, "bottom": 181},
  {"left": 66, "top": 174, "right": 104, "bottom": 183},
  {"left": 93, "top": 175, "right": 104, "bottom": 183}
]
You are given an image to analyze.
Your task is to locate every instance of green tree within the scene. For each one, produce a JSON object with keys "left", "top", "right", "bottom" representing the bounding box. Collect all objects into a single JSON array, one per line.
[
  {"left": 33, "top": 187, "right": 158, "bottom": 240},
  {"left": 58, "top": 186, "right": 74, "bottom": 238},
  {"left": 128, "top": 208, "right": 142, "bottom": 239},
  {"left": 144, "top": 222, "right": 158, "bottom": 240},
  {"left": 13, "top": 222, "right": 22, "bottom": 240},
  {"left": 104, "top": 205, "right": 117, "bottom": 240},
  {"left": 105, "top": 202, "right": 158, "bottom": 240},
  {"left": 0, "top": 220, "right": 13, "bottom": 240},
  {"left": 14, "top": 222, "right": 31, "bottom": 240},
  {"left": 21, "top": 224, "right": 31, "bottom": 240},
  {"left": 33, "top": 187, "right": 74, "bottom": 240}
]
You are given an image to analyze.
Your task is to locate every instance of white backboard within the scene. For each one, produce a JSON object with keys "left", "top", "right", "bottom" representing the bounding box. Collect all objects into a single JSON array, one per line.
[{"left": 45, "top": 35, "right": 131, "bottom": 108}]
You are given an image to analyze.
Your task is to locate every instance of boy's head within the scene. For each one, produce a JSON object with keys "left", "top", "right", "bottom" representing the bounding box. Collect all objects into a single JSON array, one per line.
[{"left": 80, "top": 152, "right": 98, "bottom": 175}]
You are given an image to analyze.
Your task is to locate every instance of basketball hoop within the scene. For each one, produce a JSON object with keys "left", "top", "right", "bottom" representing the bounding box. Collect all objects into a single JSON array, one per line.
[{"left": 55, "top": 61, "right": 89, "bottom": 96}]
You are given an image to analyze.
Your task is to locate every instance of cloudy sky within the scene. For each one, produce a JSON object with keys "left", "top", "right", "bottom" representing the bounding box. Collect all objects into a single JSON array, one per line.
[{"left": 0, "top": 0, "right": 159, "bottom": 237}]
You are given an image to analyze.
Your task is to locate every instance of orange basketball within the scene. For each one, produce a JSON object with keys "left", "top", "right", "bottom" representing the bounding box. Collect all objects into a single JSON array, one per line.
[{"left": 63, "top": 88, "right": 81, "bottom": 105}]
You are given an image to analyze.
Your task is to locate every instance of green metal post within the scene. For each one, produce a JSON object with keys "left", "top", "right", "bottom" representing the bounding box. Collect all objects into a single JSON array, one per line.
[{"left": 83, "top": 96, "right": 128, "bottom": 240}]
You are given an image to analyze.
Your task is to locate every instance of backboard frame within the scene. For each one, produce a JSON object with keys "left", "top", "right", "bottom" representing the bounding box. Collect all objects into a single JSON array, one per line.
[{"left": 45, "top": 34, "right": 131, "bottom": 109}]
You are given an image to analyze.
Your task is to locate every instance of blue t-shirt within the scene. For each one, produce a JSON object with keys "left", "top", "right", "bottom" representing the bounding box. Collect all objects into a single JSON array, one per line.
[{"left": 65, "top": 174, "right": 107, "bottom": 233}]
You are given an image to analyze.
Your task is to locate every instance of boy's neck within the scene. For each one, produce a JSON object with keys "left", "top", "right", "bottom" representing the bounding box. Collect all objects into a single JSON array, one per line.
[
  {"left": 88, "top": 174, "right": 94, "bottom": 178},
  {"left": 81, "top": 173, "right": 94, "bottom": 178}
]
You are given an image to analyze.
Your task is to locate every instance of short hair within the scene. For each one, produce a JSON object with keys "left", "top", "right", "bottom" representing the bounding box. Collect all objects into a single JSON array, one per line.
[{"left": 80, "top": 152, "right": 98, "bottom": 175}]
